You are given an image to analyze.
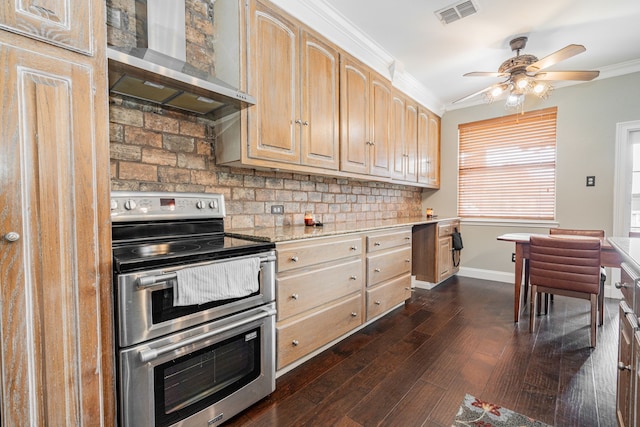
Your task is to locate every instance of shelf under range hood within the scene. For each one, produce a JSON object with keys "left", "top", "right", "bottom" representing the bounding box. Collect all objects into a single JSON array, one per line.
[{"left": 107, "top": 47, "right": 255, "bottom": 121}]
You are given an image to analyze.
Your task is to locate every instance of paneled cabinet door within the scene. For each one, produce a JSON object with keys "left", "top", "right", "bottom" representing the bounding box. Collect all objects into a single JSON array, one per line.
[
  {"left": 418, "top": 107, "right": 440, "bottom": 188},
  {"left": 391, "top": 96, "right": 417, "bottom": 182},
  {"left": 0, "top": 0, "right": 92, "bottom": 54},
  {"left": 438, "top": 236, "right": 453, "bottom": 282},
  {"left": 0, "top": 42, "right": 106, "bottom": 425},
  {"left": 369, "top": 74, "right": 391, "bottom": 177},
  {"left": 249, "top": 2, "right": 299, "bottom": 163},
  {"left": 300, "top": 31, "right": 339, "bottom": 169}
]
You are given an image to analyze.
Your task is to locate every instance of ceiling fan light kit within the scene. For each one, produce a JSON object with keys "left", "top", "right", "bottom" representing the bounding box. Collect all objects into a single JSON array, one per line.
[{"left": 456, "top": 36, "right": 598, "bottom": 111}]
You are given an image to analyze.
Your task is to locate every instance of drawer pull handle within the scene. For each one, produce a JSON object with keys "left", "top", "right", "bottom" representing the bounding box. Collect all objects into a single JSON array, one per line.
[
  {"left": 350, "top": 275, "right": 357, "bottom": 280},
  {"left": 374, "top": 242, "right": 381, "bottom": 246},
  {"left": 291, "top": 293, "right": 299, "bottom": 300},
  {"left": 350, "top": 246, "right": 358, "bottom": 251},
  {"left": 292, "top": 340, "right": 299, "bottom": 346},
  {"left": 374, "top": 300, "right": 381, "bottom": 305},
  {"left": 351, "top": 312, "right": 358, "bottom": 317},
  {"left": 291, "top": 256, "right": 299, "bottom": 262},
  {"left": 615, "top": 282, "right": 631, "bottom": 289},
  {"left": 374, "top": 268, "right": 381, "bottom": 272},
  {"left": 618, "top": 362, "right": 632, "bottom": 371}
]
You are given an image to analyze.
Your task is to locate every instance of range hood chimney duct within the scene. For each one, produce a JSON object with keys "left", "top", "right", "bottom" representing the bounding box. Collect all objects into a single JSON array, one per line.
[{"left": 107, "top": 0, "right": 254, "bottom": 120}]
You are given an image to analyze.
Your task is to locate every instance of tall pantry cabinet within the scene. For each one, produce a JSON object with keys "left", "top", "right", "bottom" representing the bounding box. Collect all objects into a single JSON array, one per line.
[{"left": 0, "top": 1, "right": 113, "bottom": 425}]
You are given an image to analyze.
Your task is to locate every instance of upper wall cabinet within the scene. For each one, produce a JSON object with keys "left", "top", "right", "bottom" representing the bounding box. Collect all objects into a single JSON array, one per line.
[
  {"left": 244, "top": 0, "right": 339, "bottom": 169},
  {"left": 0, "top": 0, "right": 92, "bottom": 54},
  {"left": 417, "top": 107, "right": 440, "bottom": 188},
  {"left": 390, "top": 92, "right": 418, "bottom": 183},
  {"left": 340, "top": 54, "right": 391, "bottom": 178}
]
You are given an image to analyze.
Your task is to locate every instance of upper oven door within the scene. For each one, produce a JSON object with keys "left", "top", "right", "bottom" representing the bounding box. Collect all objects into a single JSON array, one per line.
[{"left": 116, "top": 251, "right": 275, "bottom": 347}]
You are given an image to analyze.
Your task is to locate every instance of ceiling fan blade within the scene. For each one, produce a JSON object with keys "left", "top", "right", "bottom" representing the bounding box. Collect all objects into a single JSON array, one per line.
[
  {"left": 534, "top": 70, "right": 600, "bottom": 81},
  {"left": 453, "top": 83, "right": 508, "bottom": 104},
  {"left": 526, "top": 44, "right": 586, "bottom": 73},
  {"left": 464, "top": 71, "right": 509, "bottom": 77}
]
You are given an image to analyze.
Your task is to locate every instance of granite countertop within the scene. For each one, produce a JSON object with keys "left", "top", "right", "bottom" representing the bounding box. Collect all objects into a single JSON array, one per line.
[
  {"left": 608, "top": 237, "right": 640, "bottom": 271},
  {"left": 226, "top": 216, "right": 459, "bottom": 243}
]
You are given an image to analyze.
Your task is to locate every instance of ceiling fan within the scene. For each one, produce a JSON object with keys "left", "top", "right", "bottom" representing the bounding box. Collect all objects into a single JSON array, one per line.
[{"left": 454, "top": 36, "right": 600, "bottom": 105}]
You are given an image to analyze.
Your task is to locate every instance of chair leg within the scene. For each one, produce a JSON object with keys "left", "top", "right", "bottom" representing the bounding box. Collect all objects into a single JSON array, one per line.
[
  {"left": 590, "top": 294, "right": 597, "bottom": 348},
  {"left": 523, "top": 259, "right": 530, "bottom": 305},
  {"left": 598, "top": 278, "right": 605, "bottom": 326},
  {"left": 530, "top": 285, "right": 537, "bottom": 334},
  {"left": 544, "top": 293, "right": 549, "bottom": 314}
]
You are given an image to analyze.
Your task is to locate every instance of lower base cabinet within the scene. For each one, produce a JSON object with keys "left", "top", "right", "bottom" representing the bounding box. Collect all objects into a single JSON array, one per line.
[
  {"left": 275, "top": 227, "right": 412, "bottom": 371},
  {"left": 412, "top": 219, "right": 460, "bottom": 286}
]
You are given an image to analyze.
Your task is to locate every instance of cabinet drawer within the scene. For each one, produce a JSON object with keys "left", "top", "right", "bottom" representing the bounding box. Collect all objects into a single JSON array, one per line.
[
  {"left": 367, "top": 246, "right": 412, "bottom": 287},
  {"left": 276, "top": 258, "right": 363, "bottom": 321},
  {"left": 277, "top": 235, "right": 363, "bottom": 272},
  {"left": 366, "top": 274, "right": 411, "bottom": 320},
  {"left": 438, "top": 223, "right": 452, "bottom": 237},
  {"left": 366, "top": 228, "right": 412, "bottom": 252},
  {"left": 276, "top": 294, "right": 363, "bottom": 369}
]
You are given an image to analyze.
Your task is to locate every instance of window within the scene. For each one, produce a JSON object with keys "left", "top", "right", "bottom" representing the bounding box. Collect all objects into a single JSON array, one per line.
[{"left": 458, "top": 107, "right": 557, "bottom": 220}]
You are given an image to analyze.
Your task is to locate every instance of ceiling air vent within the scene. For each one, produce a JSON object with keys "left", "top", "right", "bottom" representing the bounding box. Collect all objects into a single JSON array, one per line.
[{"left": 435, "top": 0, "right": 479, "bottom": 25}]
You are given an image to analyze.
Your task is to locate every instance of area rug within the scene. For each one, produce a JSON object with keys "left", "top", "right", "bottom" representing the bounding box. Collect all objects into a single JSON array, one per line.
[{"left": 452, "top": 394, "right": 552, "bottom": 427}]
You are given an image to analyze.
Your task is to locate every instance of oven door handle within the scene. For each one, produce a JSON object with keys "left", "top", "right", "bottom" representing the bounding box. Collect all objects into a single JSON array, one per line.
[
  {"left": 136, "top": 254, "right": 276, "bottom": 288},
  {"left": 138, "top": 306, "right": 276, "bottom": 363}
]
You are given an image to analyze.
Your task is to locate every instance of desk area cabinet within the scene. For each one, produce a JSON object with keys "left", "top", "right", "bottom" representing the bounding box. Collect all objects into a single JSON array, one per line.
[{"left": 412, "top": 219, "right": 460, "bottom": 288}]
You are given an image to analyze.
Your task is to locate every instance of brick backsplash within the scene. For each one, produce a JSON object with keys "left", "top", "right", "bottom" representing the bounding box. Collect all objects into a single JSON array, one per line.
[{"left": 109, "top": 97, "right": 423, "bottom": 229}]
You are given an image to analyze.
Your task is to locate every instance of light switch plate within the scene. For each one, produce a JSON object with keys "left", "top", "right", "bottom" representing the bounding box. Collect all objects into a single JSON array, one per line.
[{"left": 586, "top": 176, "right": 595, "bottom": 187}]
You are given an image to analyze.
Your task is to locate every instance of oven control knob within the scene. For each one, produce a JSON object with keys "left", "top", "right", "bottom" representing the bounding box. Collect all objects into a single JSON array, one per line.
[
  {"left": 196, "top": 201, "right": 205, "bottom": 209},
  {"left": 209, "top": 200, "right": 218, "bottom": 209},
  {"left": 124, "top": 200, "right": 137, "bottom": 210},
  {"left": 110, "top": 199, "right": 118, "bottom": 210}
]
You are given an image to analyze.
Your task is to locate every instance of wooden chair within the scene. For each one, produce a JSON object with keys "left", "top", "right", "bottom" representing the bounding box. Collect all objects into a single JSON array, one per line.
[
  {"left": 528, "top": 235, "right": 602, "bottom": 348},
  {"left": 549, "top": 228, "right": 606, "bottom": 325}
]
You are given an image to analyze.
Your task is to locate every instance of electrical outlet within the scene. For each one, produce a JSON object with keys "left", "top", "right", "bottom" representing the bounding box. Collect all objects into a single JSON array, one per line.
[
  {"left": 271, "top": 205, "right": 284, "bottom": 214},
  {"left": 586, "top": 176, "right": 595, "bottom": 187},
  {"left": 512, "top": 253, "right": 516, "bottom": 262}
]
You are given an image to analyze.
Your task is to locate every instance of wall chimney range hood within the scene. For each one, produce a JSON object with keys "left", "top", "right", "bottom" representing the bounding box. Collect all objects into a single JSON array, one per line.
[{"left": 107, "top": 0, "right": 253, "bottom": 120}]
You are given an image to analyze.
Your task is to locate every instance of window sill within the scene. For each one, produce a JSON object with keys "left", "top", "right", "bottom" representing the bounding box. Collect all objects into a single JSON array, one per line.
[{"left": 460, "top": 218, "right": 559, "bottom": 228}]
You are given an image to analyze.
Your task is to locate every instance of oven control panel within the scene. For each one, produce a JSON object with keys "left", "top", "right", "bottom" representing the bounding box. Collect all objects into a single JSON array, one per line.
[{"left": 110, "top": 191, "right": 226, "bottom": 221}]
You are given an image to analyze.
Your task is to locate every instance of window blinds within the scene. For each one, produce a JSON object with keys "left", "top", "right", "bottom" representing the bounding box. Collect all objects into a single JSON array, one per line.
[{"left": 458, "top": 107, "right": 557, "bottom": 220}]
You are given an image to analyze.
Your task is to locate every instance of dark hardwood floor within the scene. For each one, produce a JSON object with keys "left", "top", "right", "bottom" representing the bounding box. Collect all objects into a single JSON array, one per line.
[{"left": 226, "top": 276, "right": 619, "bottom": 426}]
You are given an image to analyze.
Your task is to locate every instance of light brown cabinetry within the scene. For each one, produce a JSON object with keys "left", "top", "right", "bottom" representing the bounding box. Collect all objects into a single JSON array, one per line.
[
  {"left": 275, "top": 234, "right": 364, "bottom": 369},
  {"left": 617, "top": 263, "right": 639, "bottom": 427},
  {"left": 412, "top": 219, "right": 460, "bottom": 287},
  {"left": 417, "top": 107, "right": 441, "bottom": 188},
  {"left": 243, "top": 0, "right": 339, "bottom": 169},
  {"left": 391, "top": 93, "right": 418, "bottom": 182},
  {"left": 340, "top": 54, "right": 391, "bottom": 178},
  {"left": 365, "top": 228, "right": 412, "bottom": 320},
  {"left": 0, "top": 3, "right": 112, "bottom": 424}
]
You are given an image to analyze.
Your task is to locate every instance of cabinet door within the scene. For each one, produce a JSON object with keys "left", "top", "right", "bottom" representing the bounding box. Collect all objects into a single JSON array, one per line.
[
  {"left": 0, "top": 0, "right": 92, "bottom": 54},
  {"left": 404, "top": 101, "right": 418, "bottom": 182},
  {"left": 618, "top": 303, "right": 635, "bottom": 427},
  {"left": 0, "top": 42, "right": 107, "bottom": 425},
  {"left": 249, "top": 2, "right": 300, "bottom": 163},
  {"left": 340, "top": 56, "right": 369, "bottom": 174},
  {"left": 300, "top": 31, "right": 339, "bottom": 169},
  {"left": 391, "top": 93, "right": 406, "bottom": 180},
  {"left": 438, "top": 237, "right": 453, "bottom": 282},
  {"left": 418, "top": 107, "right": 440, "bottom": 187},
  {"left": 369, "top": 74, "right": 391, "bottom": 177}
]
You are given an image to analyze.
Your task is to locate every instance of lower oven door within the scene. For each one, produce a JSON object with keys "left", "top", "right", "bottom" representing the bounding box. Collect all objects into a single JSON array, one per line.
[
  {"left": 116, "top": 251, "right": 276, "bottom": 347},
  {"left": 119, "top": 303, "right": 276, "bottom": 427}
]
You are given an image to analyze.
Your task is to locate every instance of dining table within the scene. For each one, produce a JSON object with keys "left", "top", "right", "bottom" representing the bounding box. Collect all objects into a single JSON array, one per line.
[{"left": 497, "top": 232, "right": 623, "bottom": 322}]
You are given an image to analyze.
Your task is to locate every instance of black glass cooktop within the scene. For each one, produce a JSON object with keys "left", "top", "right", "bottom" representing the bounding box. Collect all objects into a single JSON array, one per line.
[{"left": 112, "top": 235, "right": 274, "bottom": 273}]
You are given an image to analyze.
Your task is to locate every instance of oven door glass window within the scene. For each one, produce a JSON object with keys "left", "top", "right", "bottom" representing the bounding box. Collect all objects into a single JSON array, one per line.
[
  {"left": 154, "top": 327, "right": 261, "bottom": 427},
  {"left": 151, "top": 277, "right": 260, "bottom": 324}
]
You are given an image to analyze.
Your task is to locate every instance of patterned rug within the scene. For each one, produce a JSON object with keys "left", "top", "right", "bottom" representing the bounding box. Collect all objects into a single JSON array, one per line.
[{"left": 453, "top": 394, "right": 552, "bottom": 427}]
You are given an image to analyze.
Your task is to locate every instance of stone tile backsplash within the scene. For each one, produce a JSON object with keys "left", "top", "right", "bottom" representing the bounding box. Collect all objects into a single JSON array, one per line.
[{"left": 109, "top": 97, "right": 423, "bottom": 229}]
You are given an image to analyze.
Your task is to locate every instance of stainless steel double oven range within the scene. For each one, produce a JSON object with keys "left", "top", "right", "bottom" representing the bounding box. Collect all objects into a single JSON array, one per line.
[{"left": 111, "top": 191, "right": 276, "bottom": 426}]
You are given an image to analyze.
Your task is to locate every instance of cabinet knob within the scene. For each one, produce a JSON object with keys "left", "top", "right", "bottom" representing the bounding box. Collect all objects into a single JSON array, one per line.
[
  {"left": 4, "top": 232, "right": 20, "bottom": 242},
  {"left": 351, "top": 312, "right": 357, "bottom": 317},
  {"left": 350, "top": 246, "right": 358, "bottom": 251},
  {"left": 291, "top": 293, "right": 299, "bottom": 300},
  {"left": 295, "top": 119, "right": 302, "bottom": 125},
  {"left": 303, "top": 121, "right": 309, "bottom": 126},
  {"left": 350, "top": 275, "right": 357, "bottom": 280},
  {"left": 405, "top": 259, "right": 411, "bottom": 263},
  {"left": 618, "top": 362, "right": 631, "bottom": 371},
  {"left": 374, "top": 300, "right": 381, "bottom": 305},
  {"left": 292, "top": 340, "right": 299, "bottom": 346},
  {"left": 405, "top": 236, "right": 411, "bottom": 240},
  {"left": 374, "top": 242, "right": 381, "bottom": 246},
  {"left": 374, "top": 268, "right": 381, "bottom": 272},
  {"left": 615, "top": 282, "right": 631, "bottom": 289},
  {"left": 291, "top": 256, "right": 299, "bottom": 262}
]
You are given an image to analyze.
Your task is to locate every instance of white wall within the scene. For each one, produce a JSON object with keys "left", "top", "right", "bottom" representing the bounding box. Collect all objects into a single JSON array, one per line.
[{"left": 424, "top": 72, "right": 640, "bottom": 280}]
